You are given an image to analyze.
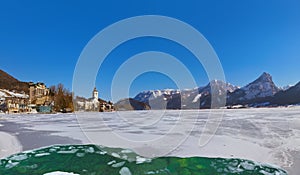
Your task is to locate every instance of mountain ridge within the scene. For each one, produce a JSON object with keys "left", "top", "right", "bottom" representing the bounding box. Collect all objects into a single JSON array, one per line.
[
  {"left": 132, "top": 72, "right": 300, "bottom": 109},
  {"left": 271, "top": 81, "right": 300, "bottom": 105},
  {"left": 227, "top": 72, "right": 280, "bottom": 105}
]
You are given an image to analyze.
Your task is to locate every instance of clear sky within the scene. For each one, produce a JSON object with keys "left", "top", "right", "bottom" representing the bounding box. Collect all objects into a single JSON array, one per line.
[{"left": 1, "top": 0, "right": 300, "bottom": 100}]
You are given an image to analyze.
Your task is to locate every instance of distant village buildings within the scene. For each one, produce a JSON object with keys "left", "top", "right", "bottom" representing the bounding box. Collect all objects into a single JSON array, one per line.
[
  {"left": 0, "top": 83, "right": 114, "bottom": 114},
  {"left": 75, "top": 87, "right": 114, "bottom": 112},
  {"left": 83, "top": 87, "right": 100, "bottom": 111},
  {"left": 0, "top": 82, "right": 52, "bottom": 113},
  {"left": 0, "top": 89, "right": 29, "bottom": 113}
]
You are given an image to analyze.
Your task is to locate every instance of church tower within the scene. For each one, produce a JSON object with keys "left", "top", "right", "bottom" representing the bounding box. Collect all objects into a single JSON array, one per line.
[{"left": 93, "top": 87, "right": 98, "bottom": 100}]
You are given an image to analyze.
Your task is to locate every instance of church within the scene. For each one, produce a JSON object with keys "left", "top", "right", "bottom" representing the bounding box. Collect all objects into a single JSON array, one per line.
[{"left": 75, "top": 87, "right": 114, "bottom": 112}]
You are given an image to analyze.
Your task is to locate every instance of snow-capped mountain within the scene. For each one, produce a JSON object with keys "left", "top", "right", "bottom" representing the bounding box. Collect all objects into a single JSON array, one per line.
[
  {"left": 199, "top": 80, "right": 238, "bottom": 95},
  {"left": 272, "top": 81, "right": 300, "bottom": 105},
  {"left": 134, "top": 89, "right": 184, "bottom": 109},
  {"left": 186, "top": 80, "right": 238, "bottom": 108},
  {"left": 120, "top": 72, "right": 300, "bottom": 109},
  {"left": 134, "top": 89, "right": 180, "bottom": 103},
  {"left": 281, "top": 85, "right": 293, "bottom": 91},
  {"left": 228, "top": 72, "right": 279, "bottom": 105},
  {"left": 133, "top": 80, "right": 238, "bottom": 109}
]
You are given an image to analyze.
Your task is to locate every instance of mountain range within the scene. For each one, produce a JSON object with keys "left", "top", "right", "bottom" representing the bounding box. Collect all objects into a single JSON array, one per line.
[
  {"left": 130, "top": 72, "right": 300, "bottom": 110},
  {"left": 1, "top": 69, "right": 299, "bottom": 110}
]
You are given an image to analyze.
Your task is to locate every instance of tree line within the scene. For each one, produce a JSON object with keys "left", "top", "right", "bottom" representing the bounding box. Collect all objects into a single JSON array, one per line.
[{"left": 49, "top": 83, "right": 74, "bottom": 112}]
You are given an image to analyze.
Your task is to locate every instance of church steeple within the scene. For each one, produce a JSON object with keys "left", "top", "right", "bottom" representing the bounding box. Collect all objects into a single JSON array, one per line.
[{"left": 93, "top": 87, "right": 98, "bottom": 100}]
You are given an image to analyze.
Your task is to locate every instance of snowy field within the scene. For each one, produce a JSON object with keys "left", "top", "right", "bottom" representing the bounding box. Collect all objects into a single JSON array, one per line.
[{"left": 0, "top": 107, "right": 300, "bottom": 174}]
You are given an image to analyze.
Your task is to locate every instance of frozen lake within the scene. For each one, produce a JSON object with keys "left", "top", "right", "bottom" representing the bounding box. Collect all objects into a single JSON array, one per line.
[{"left": 0, "top": 107, "right": 300, "bottom": 174}]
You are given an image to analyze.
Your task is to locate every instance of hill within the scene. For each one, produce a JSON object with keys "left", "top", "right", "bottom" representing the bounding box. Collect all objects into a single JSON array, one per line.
[
  {"left": 114, "top": 98, "right": 151, "bottom": 111},
  {"left": 272, "top": 82, "right": 300, "bottom": 105},
  {"left": 0, "top": 69, "right": 29, "bottom": 93}
]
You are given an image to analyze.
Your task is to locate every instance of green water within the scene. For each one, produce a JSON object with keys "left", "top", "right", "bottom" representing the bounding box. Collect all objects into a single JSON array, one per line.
[{"left": 0, "top": 144, "right": 287, "bottom": 175}]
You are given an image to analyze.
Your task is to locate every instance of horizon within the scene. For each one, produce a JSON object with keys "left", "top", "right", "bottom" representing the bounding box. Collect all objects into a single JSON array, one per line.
[
  {"left": 1, "top": 68, "right": 297, "bottom": 98},
  {"left": 1, "top": 1, "right": 300, "bottom": 100}
]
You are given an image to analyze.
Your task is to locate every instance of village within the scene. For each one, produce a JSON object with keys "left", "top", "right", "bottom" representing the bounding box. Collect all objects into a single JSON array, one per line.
[{"left": 0, "top": 82, "right": 114, "bottom": 114}]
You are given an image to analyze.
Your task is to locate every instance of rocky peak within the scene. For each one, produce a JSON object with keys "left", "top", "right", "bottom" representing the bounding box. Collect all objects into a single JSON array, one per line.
[
  {"left": 252, "top": 72, "right": 273, "bottom": 84},
  {"left": 204, "top": 80, "right": 238, "bottom": 93},
  {"left": 241, "top": 72, "right": 279, "bottom": 100}
]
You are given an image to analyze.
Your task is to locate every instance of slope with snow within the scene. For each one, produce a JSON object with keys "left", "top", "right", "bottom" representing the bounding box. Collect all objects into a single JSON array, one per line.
[
  {"left": 133, "top": 80, "right": 238, "bottom": 109},
  {"left": 131, "top": 72, "right": 299, "bottom": 108},
  {"left": 0, "top": 89, "right": 29, "bottom": 99},
  {"left": 272, "top": 81, "right": 300, "bottom": 105},
  {"left": 228, "top": 72, "right": 279, "bottom": 105},
  {"left": 134, "top": 89, "right": 180, "bottom": 103}
]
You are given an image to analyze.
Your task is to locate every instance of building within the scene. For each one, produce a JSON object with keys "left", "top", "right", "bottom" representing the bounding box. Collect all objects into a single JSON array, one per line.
[
  {"left": 99, "top": 99, "right": 114, "bottom": 112},
  {"left": 92, "top": 87, "right": 98, "bottom": 100},
  {"left": 28, "top": 82, "right": 53, "bottom": 113},
  {"left": 29, "top": 82, "right": 49, "bottom": 103},
  {"left": 75, "top": 87, "right": 114, "bottom": 112},
  {"left": 37, "top": 105, "right": 52, "bottom": 113},
  {"left": 0, "top": 82, "right": 55, "bottom": 114},
  {"left": 29, "top": 82, "right": 52, "bottom": 105},
  {"left": 0, "top": 89, "right": 30, "bottom": 113},
  {"left": 82, "top": 87, "right": 100, "bottom": 111}
]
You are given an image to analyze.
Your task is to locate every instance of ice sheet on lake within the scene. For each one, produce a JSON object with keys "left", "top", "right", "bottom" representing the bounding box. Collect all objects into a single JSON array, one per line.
[{"left": 0, "top": 107, "right": 300, "bottom": 174}]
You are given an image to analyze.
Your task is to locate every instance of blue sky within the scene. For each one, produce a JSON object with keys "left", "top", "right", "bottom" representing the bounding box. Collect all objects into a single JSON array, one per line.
[{"left": 1, "top": 0, "right": 300, "bottom": 100}]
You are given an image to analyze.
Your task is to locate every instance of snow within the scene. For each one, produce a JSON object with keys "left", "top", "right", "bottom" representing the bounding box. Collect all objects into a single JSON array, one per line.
[
  {"left": 135, "top": 89, "right": 180, "bottom": 102},
  {"left": 237, "top": 73, "right": 279, "bottom": 100},
  {"left": 281, "top": 85, "right": 293, "bottom": 91},
  {"left": 0, "top": 91, "right": 8, "bottom": 98},
  {"left": 1, "top": 107, "right": 300, "bottom": 173},
  {"left": 111, "top": 161, "right": 125, "bottom": 168},
  {"left": 241, "top": 81, "right": 277, "bottom": 100},
  {"left": 192, "top": 94, "right": 201, "bottom": 103},
  {"left": 119, "top": 167, "right": 132, "bottom": 175},
  {"left": 0, "top": 89, "right": 28, "bottom": 99},
  {"left": 136, "top": 156, "right": 151, "bottom": 164},
  {"left": 43, "top": 171, "right": 79, "bottom": 175},
  {"left": 134, "top": 80, "right": 238, "bottom": 105},
  {"left": 0, "top": 131, "right": 22, "bottom": 158}
]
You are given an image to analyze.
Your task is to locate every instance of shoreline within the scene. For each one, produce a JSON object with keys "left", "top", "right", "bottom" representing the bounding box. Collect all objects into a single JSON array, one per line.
[{"left": 1, "top": 104, "right": 300, "bottom": 115}]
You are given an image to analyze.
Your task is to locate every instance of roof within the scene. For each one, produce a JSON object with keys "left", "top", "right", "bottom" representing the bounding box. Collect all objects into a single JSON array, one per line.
[
  {"left": 0, "top": 89, "right": 29, "bottom": 98},
  {"left": 93, "top": 87, "right": 98, "bottom": 92}
]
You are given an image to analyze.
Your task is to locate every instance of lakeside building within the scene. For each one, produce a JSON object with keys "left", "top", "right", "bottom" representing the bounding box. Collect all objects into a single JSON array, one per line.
[
  {"left": 99, "top": 99, "right": 114, "bottom": 112},
  {"left": 0, "top": 89, "right": 30, "bottom": 113},
  {"left": 29, "top": 82, "right": 50, "bottom": 104},
  {"left": 28, "top": 82, "right": 52, "bottom": 113},
  {"left": 0, "top": 84, "right": 112, "bottom": 113},
  {"left": 0, "top": 81, "right": 52, "bottom": 113}
]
